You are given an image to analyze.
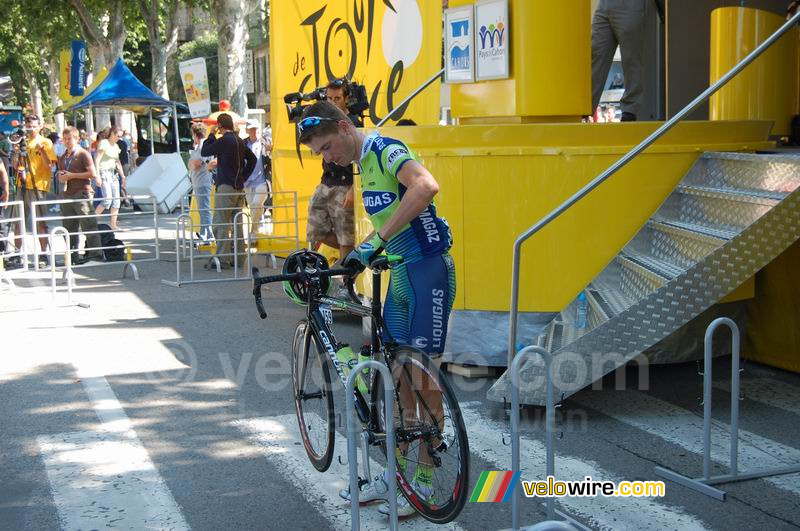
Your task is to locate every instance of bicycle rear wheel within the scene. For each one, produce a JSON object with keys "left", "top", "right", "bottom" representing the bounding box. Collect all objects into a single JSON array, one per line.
[
  {"left": 292, "top": 320, "right": 335, "bottom": 472},
  {"left": 373, "top": 347, "right": 470, "bottom": 524}
]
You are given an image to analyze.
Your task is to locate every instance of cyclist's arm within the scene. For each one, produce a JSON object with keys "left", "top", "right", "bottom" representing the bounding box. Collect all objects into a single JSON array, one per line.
[{"left": 375, "top": 159, "right": 438, "bottom": 240}]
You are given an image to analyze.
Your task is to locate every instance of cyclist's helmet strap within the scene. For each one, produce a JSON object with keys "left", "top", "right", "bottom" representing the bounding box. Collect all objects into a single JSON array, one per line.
[{"left": 282, "top": 250, "right": 331, "bottom": 305}]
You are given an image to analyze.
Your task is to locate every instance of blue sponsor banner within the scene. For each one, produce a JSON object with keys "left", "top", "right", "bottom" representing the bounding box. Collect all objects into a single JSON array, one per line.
[{"left": 69, "top": 40, "right": 87, "bottom": 96}]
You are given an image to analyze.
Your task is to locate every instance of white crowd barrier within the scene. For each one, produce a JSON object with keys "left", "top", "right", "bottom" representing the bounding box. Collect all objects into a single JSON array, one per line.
[{"left": 30, "top": 195, "right": 161, "bottom": 279}]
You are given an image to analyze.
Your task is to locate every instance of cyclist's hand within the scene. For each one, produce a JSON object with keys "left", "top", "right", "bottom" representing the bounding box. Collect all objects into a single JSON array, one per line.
[{"left": 350, "top": 232, "right": 386, "bottom": 266}]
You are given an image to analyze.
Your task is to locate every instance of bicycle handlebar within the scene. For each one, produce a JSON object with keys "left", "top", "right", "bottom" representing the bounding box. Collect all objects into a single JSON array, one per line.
[{"left": 251, "top": 254, "right": 404, "bottom": 320}]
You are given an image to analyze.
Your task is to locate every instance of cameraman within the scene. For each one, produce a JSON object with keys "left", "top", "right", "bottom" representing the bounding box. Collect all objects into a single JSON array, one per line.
[
  {"left": 13, "top": 115, "right": 56, "bottom": 265},
  {"left": 306, "top": 79, "right": 363, "bottom": 284}
]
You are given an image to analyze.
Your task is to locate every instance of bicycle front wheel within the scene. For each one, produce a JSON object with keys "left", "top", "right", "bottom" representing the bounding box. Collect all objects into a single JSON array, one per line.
[
  {"left": 373, "top": 347, "right": 470, "bottom": 524},
  {"left": 292, "top": 320, "right": 335, "bottom": 472}
]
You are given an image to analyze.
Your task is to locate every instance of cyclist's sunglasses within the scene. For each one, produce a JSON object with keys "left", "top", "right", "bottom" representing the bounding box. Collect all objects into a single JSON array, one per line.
[{"left": 297, "top": 116, "right": 338, "bottom": 134}]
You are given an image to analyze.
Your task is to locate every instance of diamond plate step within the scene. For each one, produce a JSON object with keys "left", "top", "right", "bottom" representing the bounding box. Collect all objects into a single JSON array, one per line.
[{"left": 489, "top": 152, "right": 800, "bottom": 406}]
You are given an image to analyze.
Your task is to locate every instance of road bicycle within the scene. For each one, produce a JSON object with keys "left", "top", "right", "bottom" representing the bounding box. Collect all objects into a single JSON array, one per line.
[{"left": 252, "top": 250, "right": 469, "bottom": 524}]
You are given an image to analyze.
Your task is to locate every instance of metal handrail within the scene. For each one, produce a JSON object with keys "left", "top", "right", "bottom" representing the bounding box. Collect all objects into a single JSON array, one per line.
[
  {"left": 376, "top": 68, "right": 445, "bottom": 127},
  {"left": 507, "top": 10, "right": 800, "bottom": 367}
]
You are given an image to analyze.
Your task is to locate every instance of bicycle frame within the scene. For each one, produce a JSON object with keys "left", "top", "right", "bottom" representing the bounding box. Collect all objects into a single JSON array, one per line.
[{"left": 299, "top": 265, "right": 393, "bottom": 426}]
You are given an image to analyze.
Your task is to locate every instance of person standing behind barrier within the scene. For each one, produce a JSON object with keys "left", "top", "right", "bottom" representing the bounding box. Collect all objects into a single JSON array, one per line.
[
  {"left": 13, "top": 114, "right": 57, "bottom": 264},
  {"left": 0, "top": 132, "right": 11, "bottom": 170},
  {"left": 188, "top": 123, "right": 217, "bottom": 242},
  {"left": 201, "top": 113, "right": 256, "bottom": 268},
  {"left": 58, "top": 126, "right": 103, "bottom": 264},
  {"left": 0, "top": 159, "right": 9, "bottom": 261},
  {"left": 243, "top": 120, "right": 272, "bottom": 241},
  {"left": 94, "top": 126, "right": 126, "bottom": 230},
  {"left": 591, "top": 0, "right": 658, "bottom": 122}
]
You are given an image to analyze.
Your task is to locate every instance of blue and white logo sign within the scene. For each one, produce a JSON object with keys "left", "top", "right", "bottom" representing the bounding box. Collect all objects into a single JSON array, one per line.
[
  {"left": 69, "top": 40, "right": 86, "bottom": 96},
  {"left": 475, "top": 0, "right": 509, "bottom": 81},
  {"left": 444, "top": 6, "right": 474, "bottom": 83}
]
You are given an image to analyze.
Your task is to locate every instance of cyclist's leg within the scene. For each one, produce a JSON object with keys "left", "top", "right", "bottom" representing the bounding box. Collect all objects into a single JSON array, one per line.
[{"left": 404, "top": 253, "right": 456, "bottom": 485}]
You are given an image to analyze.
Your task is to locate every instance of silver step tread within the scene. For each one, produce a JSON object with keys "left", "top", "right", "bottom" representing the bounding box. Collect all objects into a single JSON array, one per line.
[
  {"left": 649, "top": 218, "right": 737, "bottom": 241},
  {"left": 678, "top": 184, "right": 786, "bottom": 204}
]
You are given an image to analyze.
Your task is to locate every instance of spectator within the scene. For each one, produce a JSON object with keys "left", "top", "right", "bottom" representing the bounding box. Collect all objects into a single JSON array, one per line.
[
  {"left": 243, "top": 120, "right": 272, "bottom": 241},
  {"left": 117, "top": 133, "right": 130, "bottom": 179},
  {"left": 0, "top": 158, "right": 9, "bottom": 265},
  {"left": 12, "top": 114, "right": 56, "bottom": 265},
  {"left": 57, "top": 126, "right": 103, "bottom": 264},
  {"left": 307, "top": 79, "right": 361, "bottom": 269},
  {"left": 94, "top": 126, "right": 126, "bottom": 230},
  {"left": 79, "top": 130, "right": 90, "bottom": 150},
  {"left": 0, "top": 132, "right": 10, "bottom": 170},
  {"left": 201, "top": 113, "right": 256, "bottom": 268},
  {"left": 187, "top": 123, "right": 217, "bottom": 242},
  {"left": 591, "top": 0, "right": 653, "bottom": 122}
]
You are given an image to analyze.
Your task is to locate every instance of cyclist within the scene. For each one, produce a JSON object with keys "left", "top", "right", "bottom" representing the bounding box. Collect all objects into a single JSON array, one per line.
[{"left": 298, "top": 101, "right": 455, "bottom": 517}]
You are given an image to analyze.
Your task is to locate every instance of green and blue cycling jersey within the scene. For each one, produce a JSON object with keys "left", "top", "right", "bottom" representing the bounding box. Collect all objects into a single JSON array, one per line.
[
  {"left": 358, "top": 133, "right": 452, "bottom": 262},
  {"left": 358, "top": 132, "right": 455, "bottom": 354}
]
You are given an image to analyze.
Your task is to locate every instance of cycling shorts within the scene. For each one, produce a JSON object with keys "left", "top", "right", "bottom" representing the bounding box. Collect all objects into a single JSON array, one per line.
[{"left": 383, "top": 252, "right": 456, "bottom": 356}]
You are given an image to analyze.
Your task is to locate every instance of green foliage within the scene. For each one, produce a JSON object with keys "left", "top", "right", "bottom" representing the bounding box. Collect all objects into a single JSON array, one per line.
[{"left": 167, "top": 32, "right": 219, "bottom": 103}]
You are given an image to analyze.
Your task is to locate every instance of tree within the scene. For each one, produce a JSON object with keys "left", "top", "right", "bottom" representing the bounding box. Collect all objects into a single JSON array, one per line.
[
  {"left": 69, "top": 0, "right": 128, "bottom": 75},
  {"left": 136, "top": 0, "right": 181, "bottom": 99},
  {"left": 211, "top": 0, "right": 261, "bottom": 114}
]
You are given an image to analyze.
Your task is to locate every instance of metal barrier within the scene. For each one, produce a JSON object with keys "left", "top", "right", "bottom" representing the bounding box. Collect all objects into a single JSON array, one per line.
[
  {"left": 162, "top": 209, "right": 252, "bottom": 287},
  {"left": 345, "top": 361, "right": 397, "bottom": 530},
  {"left": 510, "top": 346, "right": 586, "bottom": 531},
  {"left": 180, "top": 189, "right": 301, "bottom": 267},
  {"left": 654, "top": 318, "right": 800, "bottom": 500},
  {"left": 30, "top": 195, "right": 160, "bottom": 279},
  {"left": 0, "top": 199, "right": 29, "bottom": 272},
  {"left": 48, "top": 227, "right": 77, "bottom": 306}
]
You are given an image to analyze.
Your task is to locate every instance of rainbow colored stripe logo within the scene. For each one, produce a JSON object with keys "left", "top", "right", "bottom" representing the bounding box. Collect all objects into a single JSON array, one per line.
[{"left": 469, "top": 471, "right": 521, "bottom": 502}]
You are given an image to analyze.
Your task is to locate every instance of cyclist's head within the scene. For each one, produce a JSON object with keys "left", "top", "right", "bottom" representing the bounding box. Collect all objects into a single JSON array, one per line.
[{"left": 298, "top": 101, "right": 357, "bottom": 166}]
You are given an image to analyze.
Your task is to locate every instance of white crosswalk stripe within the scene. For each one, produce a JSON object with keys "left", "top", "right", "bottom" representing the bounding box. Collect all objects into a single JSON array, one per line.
[
  {"left": 232, "top": 414, "right": 467, "bottom": 531},
  {"left": 460, "top": 402, "right": 709, "bottom": 531},
  {"left": 572, "top": 390, "right": 800, "bottom": 496},
  {"left": 37, "top": 375, "right": 189, "bottom": 530},
  {"left": 715, "top": 377, "right": 800, "bottom": 416}
]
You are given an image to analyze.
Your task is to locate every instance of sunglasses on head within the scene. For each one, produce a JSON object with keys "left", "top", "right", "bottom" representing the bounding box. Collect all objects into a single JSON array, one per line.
[{"left": 297, "top": 116, "right": 338, "bottom": 134}]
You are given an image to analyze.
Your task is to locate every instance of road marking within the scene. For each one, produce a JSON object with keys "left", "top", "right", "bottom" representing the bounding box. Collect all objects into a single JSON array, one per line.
[
  {"left": 573, "top": 390, "right": 800, "bottom": 496},
  {"left": 461, "top": 402, "right": 709, "bottom": 531},
  {"left": 37, "top": 374, "right": 189, "bottom": 530},
  {"left": 716, "top": 378, "right": 800, "bottom": 416},
  {"left": 232, "top": 414, "right": 466, "bottom": 530}
]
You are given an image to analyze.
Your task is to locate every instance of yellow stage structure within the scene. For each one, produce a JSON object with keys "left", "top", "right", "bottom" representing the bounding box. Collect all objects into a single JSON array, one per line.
[{"left": 266, "top": 1, "right": 799, "bottom": 372}]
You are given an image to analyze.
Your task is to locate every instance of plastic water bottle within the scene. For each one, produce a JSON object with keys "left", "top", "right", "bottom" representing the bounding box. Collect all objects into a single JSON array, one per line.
[
  {"left": 576, "top": 293, "right": 589, "bottom": 329},
  {"left": 336, "top": 345, "right": 368, "bottom": 393}
]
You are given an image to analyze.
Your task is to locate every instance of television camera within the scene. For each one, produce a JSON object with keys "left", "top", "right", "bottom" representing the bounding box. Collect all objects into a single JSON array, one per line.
[{"left": 283, "top": 79, "right": 369, "bottom": 122}]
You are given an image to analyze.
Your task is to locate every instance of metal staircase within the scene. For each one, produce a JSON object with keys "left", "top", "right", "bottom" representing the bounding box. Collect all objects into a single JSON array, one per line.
[{"left": 488, "top": 151, "right": 800, "bottom": 405}]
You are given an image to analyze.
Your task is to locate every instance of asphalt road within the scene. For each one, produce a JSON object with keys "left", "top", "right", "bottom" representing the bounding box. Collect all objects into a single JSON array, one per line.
[{"left": 2, "top": 247, "right": 799, "bottom": 530}]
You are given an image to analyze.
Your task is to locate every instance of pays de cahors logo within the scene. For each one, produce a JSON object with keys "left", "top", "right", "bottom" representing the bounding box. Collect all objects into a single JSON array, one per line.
[{"left": 478, "top": 20, "right": 505, "bottom": 50}]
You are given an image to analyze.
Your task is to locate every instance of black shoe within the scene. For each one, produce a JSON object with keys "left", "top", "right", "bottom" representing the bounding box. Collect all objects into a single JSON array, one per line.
[
  {"left": 621, "top": 112, "right": 637, "bottom": 122},
  {"left": 84, "top": 253, "right": 105, "bottom": 263},
  {"left": 71, "top": 253, "right": 87, "bottom": 265},
  {"left": 5, "top": 256, "right": 23, "bottom": 269}
]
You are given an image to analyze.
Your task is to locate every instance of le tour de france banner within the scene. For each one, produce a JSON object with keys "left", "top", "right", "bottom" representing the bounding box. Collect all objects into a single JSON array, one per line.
[
  {"left": 268, "top": 0, "right": 443, "bottom": 244},
  {"left": 179, "top": 58, "right": 212, "bottom": 118}
]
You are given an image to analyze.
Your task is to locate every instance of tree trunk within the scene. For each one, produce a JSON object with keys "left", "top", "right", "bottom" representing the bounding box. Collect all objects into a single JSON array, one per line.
[
  {"left": 137, "top": 0, "right": 180, "bottom": 100},
  {"left": 25, "top": 69, "right": 44, "bottom": 119},
  {"left": 151, "top": 47, "right": 170, "bottom": 99},
  {"left": 43, "top": 56, "right": 65, "bottom": 132},
  {"left": 215, "top": 0, "right": 251, "bottom": 115}
]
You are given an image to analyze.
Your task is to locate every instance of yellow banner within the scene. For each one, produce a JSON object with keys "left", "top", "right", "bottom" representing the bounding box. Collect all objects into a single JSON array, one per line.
[
  {"left": 268, "top": 0, "right": 443, "bottom": 250},
  {"left": 59, "top": 49, "right": 72, "bottom": 102}
]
